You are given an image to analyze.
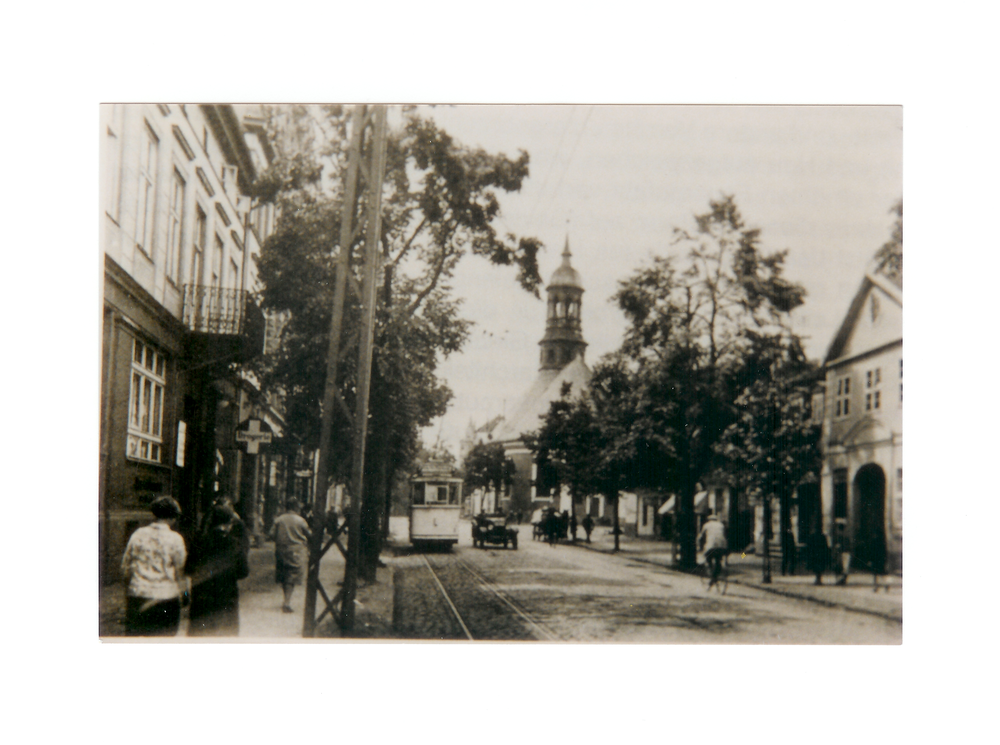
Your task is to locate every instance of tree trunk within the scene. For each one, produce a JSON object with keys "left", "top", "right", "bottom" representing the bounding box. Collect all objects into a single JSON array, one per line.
[
  {"left": 609, "top": 489, "right": 620, "bottom": 552},
  {"left": 677, "top": 485, "right": 698, "bottom": 570}
]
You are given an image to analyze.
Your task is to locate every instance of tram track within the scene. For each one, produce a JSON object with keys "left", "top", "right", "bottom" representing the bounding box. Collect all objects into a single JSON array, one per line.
[
  {"left": 420, "top": 554, "right": 473, "bottom": 640},
  {"left": 416, "top": 553, "right": 561, "bottom": 641}
]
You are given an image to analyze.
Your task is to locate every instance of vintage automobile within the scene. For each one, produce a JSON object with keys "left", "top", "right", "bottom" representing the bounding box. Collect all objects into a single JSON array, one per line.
[{"left": 472, "top": 514, "right": 518, "bottom": 550}]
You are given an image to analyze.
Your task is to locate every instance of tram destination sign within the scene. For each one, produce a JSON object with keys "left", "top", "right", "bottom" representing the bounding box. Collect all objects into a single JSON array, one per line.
[{"left": 236, "top": 419, "right": 273, "bottom": 454}]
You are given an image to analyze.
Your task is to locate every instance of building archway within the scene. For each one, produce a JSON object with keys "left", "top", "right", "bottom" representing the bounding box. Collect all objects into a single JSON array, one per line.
[{"left": 853, "top": 463, "right": 887, "bottom": 574}]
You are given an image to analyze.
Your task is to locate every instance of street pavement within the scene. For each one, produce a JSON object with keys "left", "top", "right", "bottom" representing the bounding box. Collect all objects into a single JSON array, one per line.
[
  {"left": 100, "top": 517, "right": 900, "bottom": 639},
  {"left": 564, "top": 525, "right": 902, "bottom": 623}
]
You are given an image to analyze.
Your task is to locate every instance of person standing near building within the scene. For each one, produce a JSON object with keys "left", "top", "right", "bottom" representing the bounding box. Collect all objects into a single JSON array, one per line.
[
  {"left": 121, "top": 496, "right": 188, "bottom": 636},
  {"left": 781, "top": 528, "right": 798, "bottom": 576},
  {"left": 582, "top": 514, "right": 594, "bottom": 543},
  {"left": 270, "top": 500, "right": 312, "bottom": 613},
  {"left": 806, "top": 528, "right": 830, "bottom": 585},
  {"left": 834, "top": 521, "right": 851, "bottom": 585},
  {"left": 187, "top": 499, "right": 249, "bottom": 636}
]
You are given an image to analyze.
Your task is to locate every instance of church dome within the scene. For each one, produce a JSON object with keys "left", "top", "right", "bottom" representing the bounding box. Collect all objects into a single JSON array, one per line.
[{"left": 548, "top": 237, "right": 583, "bottom": 290}]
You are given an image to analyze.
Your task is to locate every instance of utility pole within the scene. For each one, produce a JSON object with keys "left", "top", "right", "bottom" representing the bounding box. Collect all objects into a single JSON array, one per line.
[{"left": 302, "top": 105, "right": 388, "bottom": 637}]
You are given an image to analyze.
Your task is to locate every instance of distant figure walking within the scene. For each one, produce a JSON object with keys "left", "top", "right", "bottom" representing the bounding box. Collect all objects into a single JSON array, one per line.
[
  {"left": 270, "top": 500, "right": 312, "bottom": 613},
  {"left": 570, "top": 513, "right": 578, "bottom": 541},
  {"left": 121, "top": 496, "right": 188, "bottom": 637},
  {"left": 188, "top": 500, "right": 249, "bottom": 636},
  {"left": 805, "top": 529, "right": 830, "bottom": 585},
  {"left": 582, "top": 514, "right": 594, "bottom": 543}
]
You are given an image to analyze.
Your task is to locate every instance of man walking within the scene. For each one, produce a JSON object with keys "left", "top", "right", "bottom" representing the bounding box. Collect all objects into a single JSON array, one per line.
[{"left": 270, "top": 500, "right": 312, "bottom": 613}]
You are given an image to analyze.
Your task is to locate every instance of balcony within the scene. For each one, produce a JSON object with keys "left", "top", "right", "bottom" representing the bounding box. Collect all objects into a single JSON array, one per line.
[{"left": 182, "top": 285, "right": 265, "bottom": 365}]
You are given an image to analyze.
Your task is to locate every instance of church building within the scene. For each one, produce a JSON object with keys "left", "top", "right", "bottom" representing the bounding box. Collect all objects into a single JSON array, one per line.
[{"left": 493, "top": 238, "right": 592, "bottom": 516}]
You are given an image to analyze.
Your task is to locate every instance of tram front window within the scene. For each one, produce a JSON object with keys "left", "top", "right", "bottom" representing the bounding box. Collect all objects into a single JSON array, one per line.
[
  {"left": 412, "top": 483, "right": 425, "bottom": 505},
  {"left": 448, "top": 484, "right": 459, "bottom": 505}
]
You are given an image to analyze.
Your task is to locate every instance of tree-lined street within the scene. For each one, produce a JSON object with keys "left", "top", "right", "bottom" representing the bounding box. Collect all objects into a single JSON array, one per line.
[{"left": 391, "top": 518, "right": 901, "bottom": 643}]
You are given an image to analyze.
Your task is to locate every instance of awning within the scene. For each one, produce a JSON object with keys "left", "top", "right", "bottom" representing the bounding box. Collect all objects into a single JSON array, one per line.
[{"left": 657, "top": 496, "right": 675, "bottom": 515}]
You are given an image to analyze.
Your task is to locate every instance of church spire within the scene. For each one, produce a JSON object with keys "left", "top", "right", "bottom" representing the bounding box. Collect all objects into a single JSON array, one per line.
[{"left": 539, "top": 236, "right": 587, "bottom": 371}]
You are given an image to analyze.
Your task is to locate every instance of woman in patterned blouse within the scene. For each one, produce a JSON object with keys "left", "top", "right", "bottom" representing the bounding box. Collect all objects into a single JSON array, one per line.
[{"left": 121, "top": 496, "right": 188, "bottom": 636}]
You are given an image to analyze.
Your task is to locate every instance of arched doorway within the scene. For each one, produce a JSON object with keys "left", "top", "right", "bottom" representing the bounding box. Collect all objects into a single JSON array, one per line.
[{"left": 853, "top": 464, "right": 887, "bottom": 574}]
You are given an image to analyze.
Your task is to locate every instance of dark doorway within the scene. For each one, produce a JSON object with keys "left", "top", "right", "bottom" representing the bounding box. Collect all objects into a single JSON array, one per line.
[{"left": 853, "top": 464, "right": 887, "bottom": 574}]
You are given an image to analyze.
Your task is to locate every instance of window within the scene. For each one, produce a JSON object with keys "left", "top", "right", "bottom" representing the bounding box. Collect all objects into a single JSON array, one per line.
[
  {"left": 165, "top": 170, "right": 185, "bottom": 283},
  {"left": 190, "top": 206, "right": 206, "bottom": 284},
  {"left": 834, "top": 375, "right": 851, "bottom": 418},
  {"left": 127, "top": 340, "right": 166, "bottom": 463},
  {"left": 136, "top": 124, "right": 159, "bottom": 254},
  {"left": 212, "top": 234, "right": 224, "bottom": 288},
  {"left": 105, "top": 106, "right": 122, "bottom": 220},
  {"left": 865, "top": 367, "right": 882, "bottom": 411},
  {"left": 230, "top": 257, "right": 240, "bottom": 290}
]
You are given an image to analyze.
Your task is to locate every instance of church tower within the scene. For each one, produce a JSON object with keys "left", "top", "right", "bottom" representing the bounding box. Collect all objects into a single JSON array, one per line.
[{"left": 539, "top": 237, "right": 587, "bottom": 371}]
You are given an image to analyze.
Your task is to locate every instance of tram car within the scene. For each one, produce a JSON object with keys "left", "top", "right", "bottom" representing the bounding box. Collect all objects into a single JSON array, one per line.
[{"left": 409, "top": 467, "right": 463, "bottom": 550}]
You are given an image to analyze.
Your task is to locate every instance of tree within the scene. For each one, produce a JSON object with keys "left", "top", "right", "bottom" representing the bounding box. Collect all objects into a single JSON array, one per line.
[
  {"left": 255, "top": 106, "right": 543, "bottom": 579},
  {"left": 715, "top": 332, "right": 822, "bottom": 582},
  {"left": 612, "top": 195, "right": 807, "bottom": 569},
  {"left": 462, "top": 442, "right": 515, "bottom": 514},
  {"left": 874, "top": 199, "right": 902, "bottom": 286},
  {"left": 523, "top": 382, "right": 600, "bottom": 541}
]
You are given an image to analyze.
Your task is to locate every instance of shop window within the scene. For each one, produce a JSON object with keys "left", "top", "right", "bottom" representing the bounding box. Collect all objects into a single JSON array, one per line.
[{"left": 127, "top": 339, "right": 166, "bottom": 463}]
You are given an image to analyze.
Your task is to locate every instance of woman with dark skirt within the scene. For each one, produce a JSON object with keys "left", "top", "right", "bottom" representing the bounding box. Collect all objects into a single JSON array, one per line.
[
  {"left": 187, "top": 501, "right": 249, "bottom": 636},
  {"left": 121, "top": 496, "right": 188, "bottom": 637}
]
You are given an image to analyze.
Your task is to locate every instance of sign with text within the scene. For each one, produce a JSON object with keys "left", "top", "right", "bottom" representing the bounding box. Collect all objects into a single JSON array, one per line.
[{"left": 236, "top": 419, "right": 273, "bottom": 454}]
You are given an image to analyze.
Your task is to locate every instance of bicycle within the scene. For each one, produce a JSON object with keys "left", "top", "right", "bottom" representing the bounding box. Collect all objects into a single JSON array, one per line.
[{"left": 700, "top": 549, "right": 729, "bottom": 594}]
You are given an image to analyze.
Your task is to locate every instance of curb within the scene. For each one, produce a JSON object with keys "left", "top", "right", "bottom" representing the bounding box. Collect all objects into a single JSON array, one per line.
[{"left": 567, "top": 540, "right": 902, "bottom": 624}]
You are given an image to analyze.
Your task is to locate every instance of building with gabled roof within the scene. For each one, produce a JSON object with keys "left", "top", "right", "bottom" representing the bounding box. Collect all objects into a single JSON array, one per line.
[{"left": 819, "top": 268, "right": 902, "bottom": 574}]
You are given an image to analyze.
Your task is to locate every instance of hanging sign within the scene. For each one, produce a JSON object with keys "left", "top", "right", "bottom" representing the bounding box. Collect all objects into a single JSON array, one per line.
[{"left": 236, "top": 418, "right": 273, "bottom": 454}]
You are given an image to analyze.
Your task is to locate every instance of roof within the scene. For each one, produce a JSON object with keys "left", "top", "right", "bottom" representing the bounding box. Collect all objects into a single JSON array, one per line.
[
  {"left": 494, "top": 355, "right": 592, "bottom": 442},
  {"left": 549, "top": 236, "right": 583, "bottom": 290},
  {"left": 824, "top": 271, "right": 903, "bottom": 365}
]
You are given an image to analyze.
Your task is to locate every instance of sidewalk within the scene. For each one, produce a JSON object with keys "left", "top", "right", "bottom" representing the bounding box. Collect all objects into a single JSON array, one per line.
[
  {"left": 563, "top": 527, "right": 902, "bottom": 623},
  {"left": 100, "top": 538, "right": 395, "bottom": 640}
]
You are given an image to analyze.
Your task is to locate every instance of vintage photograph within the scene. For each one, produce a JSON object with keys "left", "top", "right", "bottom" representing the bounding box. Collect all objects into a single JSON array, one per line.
[{"left": 99, "top": 104, "right": 902, "bottom": 643}]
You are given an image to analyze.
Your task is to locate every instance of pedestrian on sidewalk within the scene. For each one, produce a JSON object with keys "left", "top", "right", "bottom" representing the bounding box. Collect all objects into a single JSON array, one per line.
[
  {"left": 120, "top": 496, "right": 188, "bottom": 637},
  {"left": 834, "top": 521, "right": 851, "bottom": 586},
  {"left": 805, "top": 529, "right": 830, "bottom": 585},
  {"left": 781, "top": 528, "right": 798, "bottom": 576},
  {"left": 570, "top": 513, "right": 578, "bottom": 541},
  {"left": 187, "top": 499, "right": 249, "bottom": 636},
  {"left": 270, "top": 500, "right": 312, "bottom": 613},
  {"left": 582, "top": 514, "right": 594, "bottom": 543}
]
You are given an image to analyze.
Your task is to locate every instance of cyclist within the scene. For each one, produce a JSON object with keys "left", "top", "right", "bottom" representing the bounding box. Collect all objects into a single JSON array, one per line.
[{"left": 698, "top": 513, "right": 728, "bottom": 588}]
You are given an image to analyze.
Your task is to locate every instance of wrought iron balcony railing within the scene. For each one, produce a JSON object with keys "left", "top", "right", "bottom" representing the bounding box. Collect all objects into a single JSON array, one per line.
[{"left": 182, "top": 284, "right": 254, "bottom": 335}]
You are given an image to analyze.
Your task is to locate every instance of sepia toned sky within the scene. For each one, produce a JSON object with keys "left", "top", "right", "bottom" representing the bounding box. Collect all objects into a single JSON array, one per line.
[{"left": 413, "top": 105, "right": 902, "bottom": 454}]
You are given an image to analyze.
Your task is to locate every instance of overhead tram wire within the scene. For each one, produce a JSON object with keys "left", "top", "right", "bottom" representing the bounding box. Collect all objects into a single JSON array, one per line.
[
  {"left": 524, "top": 106, "right": 579, "bottom": 231},
  {"left": 536, "top": 105, "right": 593, "bottom": 228}
]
